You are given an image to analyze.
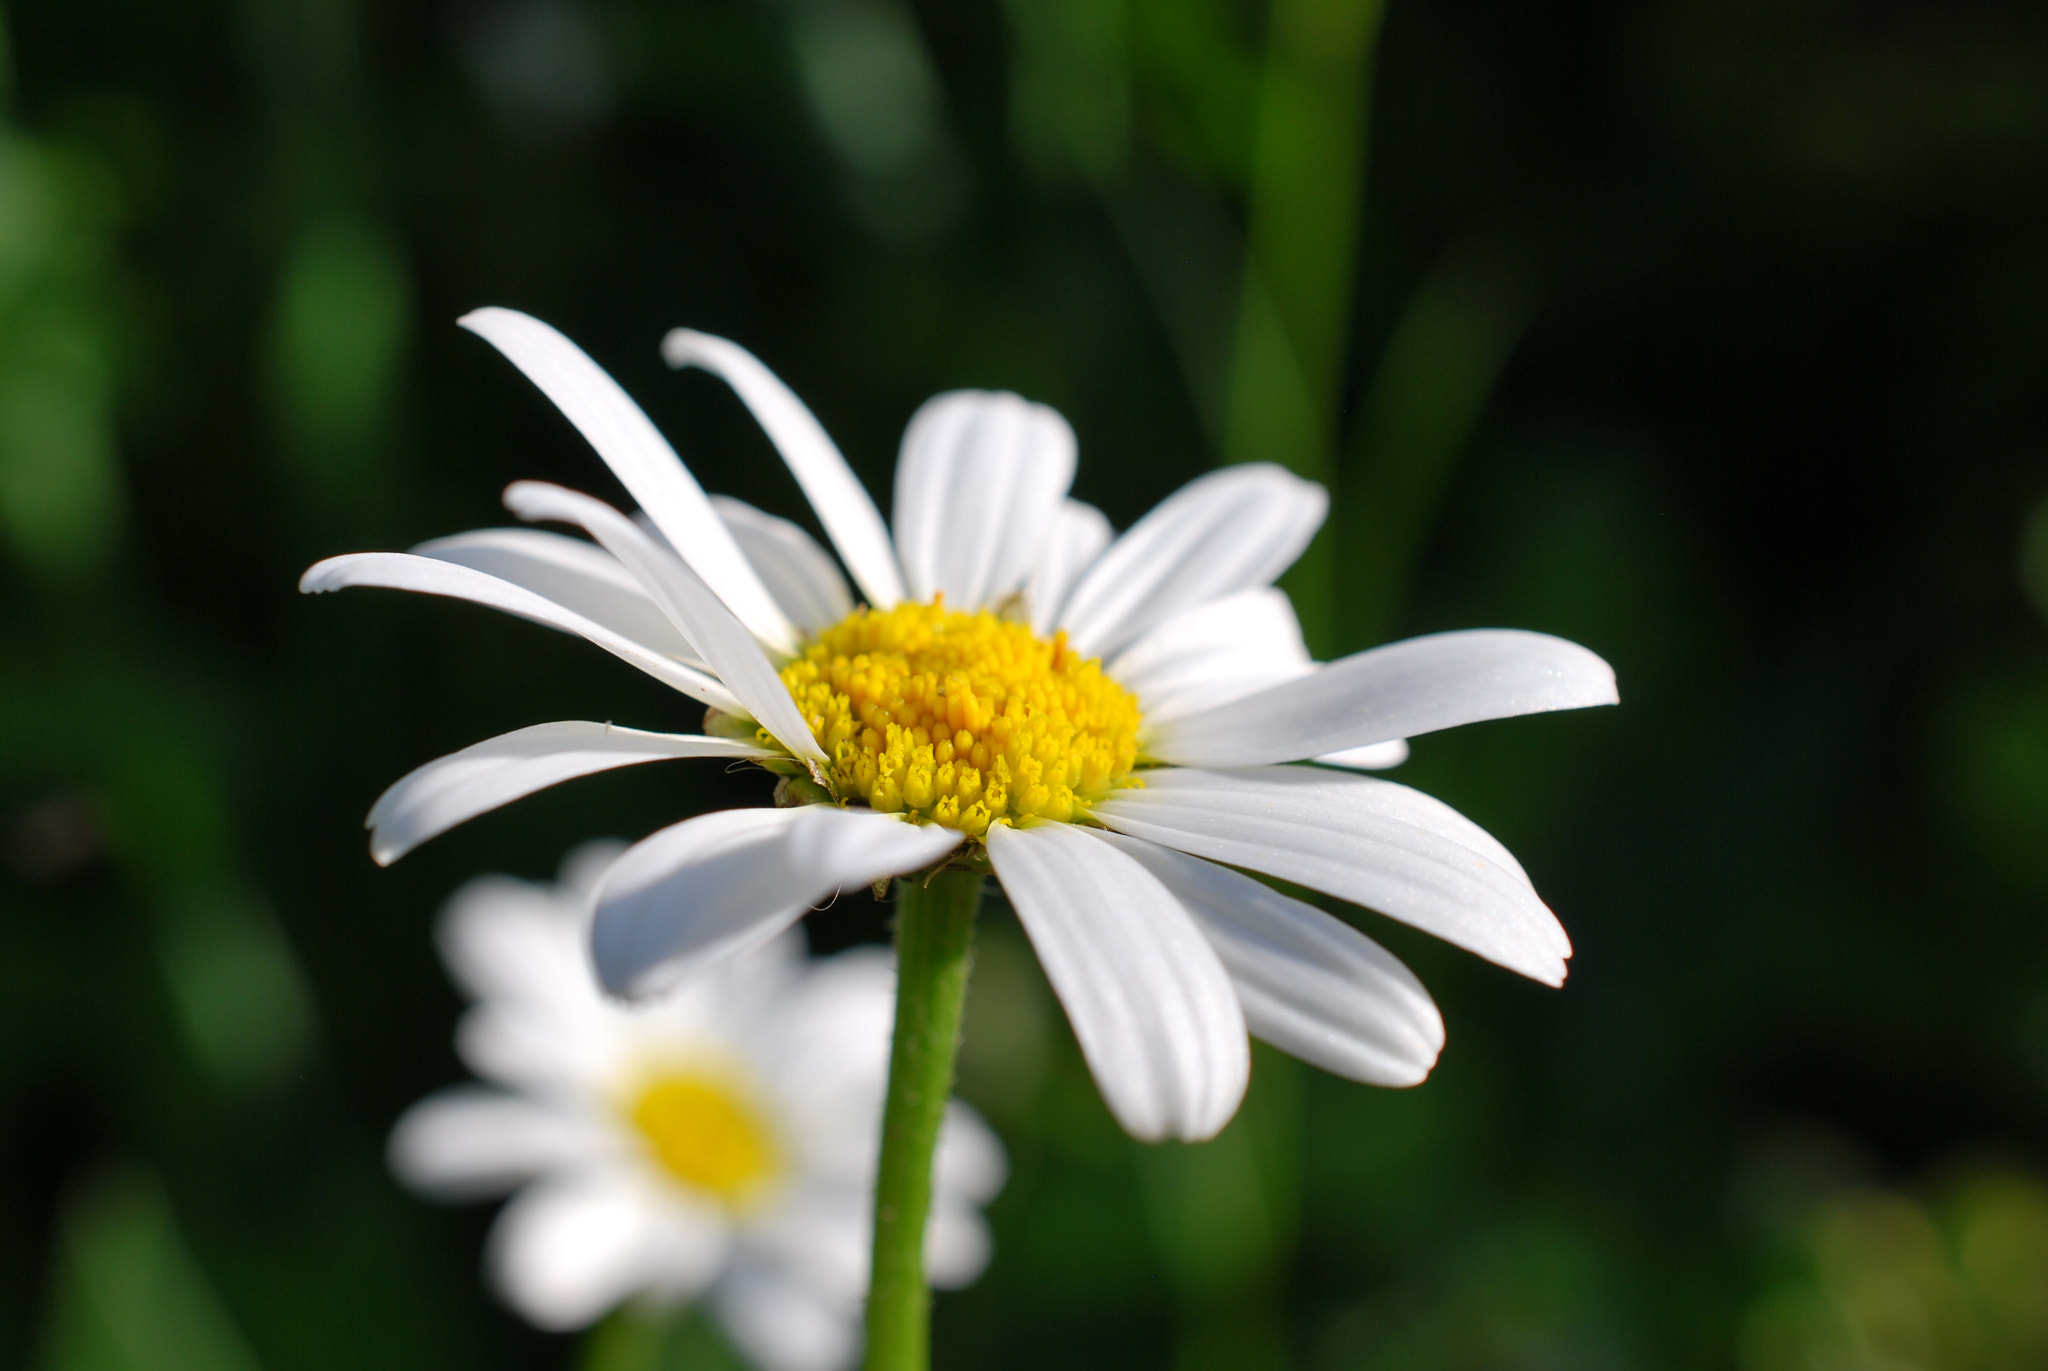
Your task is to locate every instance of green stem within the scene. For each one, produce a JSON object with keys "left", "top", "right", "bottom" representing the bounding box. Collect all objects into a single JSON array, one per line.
[{"left": 865, "top": 869, "right": 983, "bottom": 1371}]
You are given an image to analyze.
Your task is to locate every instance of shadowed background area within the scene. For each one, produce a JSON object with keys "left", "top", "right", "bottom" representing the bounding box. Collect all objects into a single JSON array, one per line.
[{"left": 3, "top": 0, "right": 2048, "bottom": 1367}]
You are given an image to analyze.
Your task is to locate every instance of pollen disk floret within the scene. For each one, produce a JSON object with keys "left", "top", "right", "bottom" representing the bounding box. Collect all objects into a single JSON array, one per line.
[{"left": 779, "top": 600, "right": 1142, "bottom": 835}]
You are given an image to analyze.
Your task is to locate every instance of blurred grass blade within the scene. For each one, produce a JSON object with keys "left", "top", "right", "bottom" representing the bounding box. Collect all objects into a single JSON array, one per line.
[
  {"left": 1342, "top": 239, "right": 1540, "bottom": 647},
  {"left": 265, "top": 215, "right": 409, "bottom": 508},
  {"left": 158, "top": 885, "right": 316, "bottom": 1092},
  {"left": 0, "top": 133, "right": 126, "bottom": 580},
  {"left": 37, "top": 1165, "right": 264, "bottom": 1371},
  {"left": 1226, "top": 0, "right": 1385, "bottom": 651}
]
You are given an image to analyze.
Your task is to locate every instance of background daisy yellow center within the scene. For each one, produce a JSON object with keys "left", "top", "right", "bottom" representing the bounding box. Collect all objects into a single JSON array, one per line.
[
  {"left": 779, "top": 600, "right": 1142, "bottom": 835},
  {"left": 629, "top": 1072, "right": 781, "bottom": 1204}
]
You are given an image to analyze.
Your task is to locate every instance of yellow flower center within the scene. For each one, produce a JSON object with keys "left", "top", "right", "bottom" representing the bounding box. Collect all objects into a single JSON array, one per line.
[
  {"left": 778, "top": 600, "right": 1142, "bottom": 836},
  {"left": 628, "top": 1071, "right": 780, "bottom": 1205}
]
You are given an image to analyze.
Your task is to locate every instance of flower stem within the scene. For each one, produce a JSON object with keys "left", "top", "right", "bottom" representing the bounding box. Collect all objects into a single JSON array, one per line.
[{"left": 866, "top": 869, "right": 983, "bottom": 1371}]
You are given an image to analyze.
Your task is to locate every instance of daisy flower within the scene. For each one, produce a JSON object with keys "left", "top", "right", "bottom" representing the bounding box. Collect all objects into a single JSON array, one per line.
[
  {"left": 303, "top": 306, "right": 1617, "bottom": 1145},
  {"left": 389, "top": 844, "right": 1004, "bottom": 1370}
]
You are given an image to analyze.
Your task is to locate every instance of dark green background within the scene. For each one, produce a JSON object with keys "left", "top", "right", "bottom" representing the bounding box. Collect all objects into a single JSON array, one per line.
[{"left": 4, "top": 0, "right": 2048, "bottom": 1367}]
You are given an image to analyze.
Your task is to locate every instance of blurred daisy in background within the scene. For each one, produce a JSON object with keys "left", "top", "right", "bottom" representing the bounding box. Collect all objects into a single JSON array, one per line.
[
  {"left": 389, "top": 845, "right": 1005, "bottom": 1370},
  {"left": 306, "top": 307, "right": 1617, "bottom": 1145}
]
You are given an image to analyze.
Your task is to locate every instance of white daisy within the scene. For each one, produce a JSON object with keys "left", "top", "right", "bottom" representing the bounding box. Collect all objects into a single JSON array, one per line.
[
  {"left": 304, "top": 306, "right": 1617, "bottom": 1144},
  {"left": 389, "top": 844, "right": 1005, "bottom": 1370}
]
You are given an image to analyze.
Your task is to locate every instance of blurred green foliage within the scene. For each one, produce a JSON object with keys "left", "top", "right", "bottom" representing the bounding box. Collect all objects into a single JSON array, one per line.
[
  {"left": 2, "top": 0, "right": 2046, "bottom": 1368},
  {"left": 37, "top": 1166, "right": 264, "bottom": 1371},
  {"left": 1741, "top": 1160, "right": 2048, "bottom": 1371}
]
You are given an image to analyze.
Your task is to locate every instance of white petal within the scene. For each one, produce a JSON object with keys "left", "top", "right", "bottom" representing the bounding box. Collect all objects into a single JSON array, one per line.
[
  {"left": 437, "top": 872, "right": 585, "bottom": 1004},
  {"left": 437, "top": 875, "right": 619, "bottom": 1092},
  {"left": 1147, "top": 629, "right": 1619, "bottom": 767},
  {"left": 435, "top": 874, "right": 624, "bottom": 1090},
  {"left": 590, "top": 807, "right": 961, "bottom": 999},
  {"left": 1092, "top": 767, "right": 1570, "bottom": 986},
  {"left": 760, "top": 949, "right": 897, "bottom": 1113},
  {"left": 713, "top": 1263, "right": 859, "bottom": 1371},
  {"left": 892, "top": 391, "right": 1077, "bottom": 612},
  {"left": 924, "top": 1198, "right": 992, "bottom": 1290},
  {"left": 489, "top": 1171, "right": 726, "bottom": 1331},
  {"left": 1314, "top": 739, "right": 1410, "bottom": 770},
  {"left": 740, "top": 1183, "right": 871, "bottom": 1300},
  {"left": 1093, "top": 833, "right": 1444, "bottom": 1085},
  {"left": 367, "top": 722, "right": 769, "bottom": 865},
  {"left": 1057, "top": 464, "right": 1327, "bottom": 660},
  {"left": 1109, "top": 587, "right": 1313, "bottom": 725},
  {"left": 984, "top": 822, "right": 1247, "bottom": 1141},
  {"left": 934, "top": 1102, "right": 1007, "bottom": 1206},
  {"left": 712, "top": 495, "right": 854, "bottom": 635},
  {"left": 388, "top": 1088, "right": 599, "bottom": 1199},
  {"left": 663, "top": 327, "right": 906, "bottom": 610},
  {"left": 414, "top": 527, "right": 701, "bottom": 666},
  {"left": 504, "top": 482, "right": 824, "bottom": 762},
  {"left": 1026, "top": 499, "right": 1112, "bottom": 635},
  {"left": 458, "top": 308, "right": 801, "bottom": 655},
  {"left": 300, "top": 552, "right": 742, "bottom": 710},
  {"left": 456, "top": 1001, "right": 614, "bottom": 1097}
]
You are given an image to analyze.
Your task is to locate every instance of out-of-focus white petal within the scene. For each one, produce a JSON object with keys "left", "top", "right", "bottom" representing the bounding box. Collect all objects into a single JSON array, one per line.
[
  {"left": 1057, "top": 464, "right": 1327, "bottom": 659},
  {"left": 1092, "top": 767, "right": 1570, "bottom": 986},
  {"left": 366, "top": 722, "right": 768, "bottom": 865},
  {"left": 489, "top": 1171, "right": 727, "bottom": 1331},
  {"left": 760, "top": 949, "right": 896, "bottom": 1113},
  {"left": 456, "top": 1001, "right": 612, "bottom": 1096},
  {"left": 1315, "top": 739, "right": 1410, "bottom": 770},
  {"left": 663, "top": 327, "right": 906, "bottom": 610},
  {"left": 299, "top": 552, "right": 741, "bottom": 711},
  {"left": 414, "top": 528, "right": 702, "bottom": 666},
  {"left": 1026, "top": 499, "right": 1112, "bottom": 635},
  {"left": 892, "top": 391, "right": 1077, "bottom": 612},
  {"left": 712, "top": 1262, "right": 859, "bottom": 1371},
  {"left": 924, "top": 1199, "right": 992, "bottom": 1290},
  {"left": 712, "top": 495, "right": 855, "bottom": 635},
  {"left": 459, "top": 308, "right": 802, "bottom": 654},
  {"left": 504, "top": 482, "right": 823, "bottom": 761},
  {"left": 934, "top": 1102, "right": 1007, "bottom": 1205},
  {"left": 984, "top": 822, "right": 1247, "bottom": 1142},
  {"left": 439, "top": 865, "right": 620, "bottom": 1091},
  {"left": 743, "top": 1184, "right": 871, "bottom": 1302},
  {"left": 1109, "top": 587, "right": 1313, "bottom": 725},
  {"left": 1147, "top": 628, "right": 1618, "bottom": 767},
  {"left": 1094, "top": 833, "right": 1444, "bottom": 1085},
  {"left": 388, "top": 1088, "right": 600, "bottom": 1199},
  {"left": 437, "top": 872, "right": 585, "bottom": 1004},
  {"left": 590, "top": 808, "right": 961, "bottom": 999}
]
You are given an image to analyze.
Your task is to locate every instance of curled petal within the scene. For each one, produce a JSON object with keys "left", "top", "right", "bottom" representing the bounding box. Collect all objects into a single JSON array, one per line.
[
  {"left": 712, "top": 495, "right": 855, "bottom": 636},
  {"left": 414, "top": 527, "right": 702, "bottom": 667},
  {"left": 664, "top": 327, "right": 906, "bottom": 610},
  {"left": 504, "top": 481, "right": 823, "bottom": 760},
  {"left": 591, "top": 808, "right": 962, "bottom": 999},
  {"left": 299, "top": 552, "right": 738, "bottom": 711},
  {"left": 460, "top": 307, "right": 801, "bottom": 654}
]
